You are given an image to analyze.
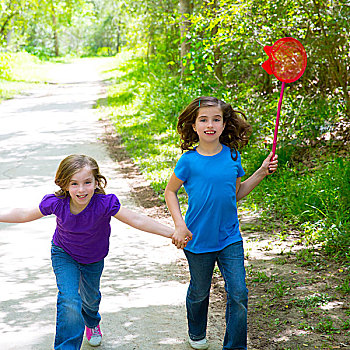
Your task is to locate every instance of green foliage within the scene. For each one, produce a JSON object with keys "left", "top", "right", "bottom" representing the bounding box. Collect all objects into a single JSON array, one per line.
[
  {"left": 0, "top": 51, "right": 44, "bottom": 101},
  {"left": 268, "top": 281, "right": 290, "bottom": 298},
  {"left": 292, "top": 293, "right": 332, "bottom": 308},
  {"left": 314, "top": 317, "right": 340, "bottom": 334},
  {"left": 336, "top": 276, "right": 350, "bottom": 295},
  {"left": 250, "top": 270, "right": 274, "bottom": 283},
  {"left": 2, "top": 0, "right": 350, "bottom": 118},
  {"left": 0, "top": 53, "right": 12, "bottom": 79},
  {"left": 185, "top": 0, "right": 350, "bottom": 115},
  {"left": 244, "top": 155, "right": 349, "bottom": 259}
]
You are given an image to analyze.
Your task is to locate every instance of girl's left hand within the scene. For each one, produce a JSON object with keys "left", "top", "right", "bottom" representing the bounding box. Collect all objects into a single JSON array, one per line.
[{"left": 262, "top": 152, "right": 278, "bottom": 175}]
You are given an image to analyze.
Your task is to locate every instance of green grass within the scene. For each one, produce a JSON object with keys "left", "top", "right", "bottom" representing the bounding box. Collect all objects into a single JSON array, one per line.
[
  {"left": 336, "top": 276, "right": 350, "bottom": 295},
  {"left": 250, "top": 270, "right": 275, "bottom": 283},
  {"left": 0, "top": 51, "right": 56, "bottom": 101},
  {"left": 292, "top": 293, "right": 332, "bottom": 308},
  {"left": 247, "top": 157, "right": 349, "bottom": 260}
]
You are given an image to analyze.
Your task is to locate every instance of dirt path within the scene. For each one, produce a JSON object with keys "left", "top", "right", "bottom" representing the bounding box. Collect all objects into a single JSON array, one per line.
[{"left": 0, "top": 58, "right": 224, "bottom": 350}]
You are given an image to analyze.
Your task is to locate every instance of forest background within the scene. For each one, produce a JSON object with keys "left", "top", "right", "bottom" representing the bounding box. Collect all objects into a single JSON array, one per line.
[{"left": 0, "top": 0, "right": 349, "bottom": 348}]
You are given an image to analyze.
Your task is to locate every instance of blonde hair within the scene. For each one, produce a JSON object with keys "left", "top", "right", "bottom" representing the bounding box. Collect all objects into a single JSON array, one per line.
[{"left": 54, "top": 154, "right": 107, "bottom": 197}]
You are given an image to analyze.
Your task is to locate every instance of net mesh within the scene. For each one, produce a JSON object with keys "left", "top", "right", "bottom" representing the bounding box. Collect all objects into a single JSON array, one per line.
[{"left": 270, "top": 38, "right": 307, "bottom": 83}]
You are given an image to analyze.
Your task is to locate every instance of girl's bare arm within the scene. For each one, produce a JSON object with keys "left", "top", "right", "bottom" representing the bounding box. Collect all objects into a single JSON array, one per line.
[
  {"left": 113, "top": 207, "right": 174, "bottom": 238},
  {"left": 164, "top": 173, "right": 193, "bottom": 249},
  {"left": 236, "top": 152, "right": 278, "bottom": 201},
  {"left": 0, "top": 207, "right": 44, "bottom": 223}
]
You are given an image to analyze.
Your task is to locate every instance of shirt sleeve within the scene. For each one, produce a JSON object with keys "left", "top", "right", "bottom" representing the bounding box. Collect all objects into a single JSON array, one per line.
[
  {"left": 237, "top": 151, "right": 245, "bottom": 178},
  {"left": 39, "top": 194, "right": 60, "bottom": 216},
  {"left": 174, "top": 153, "right": 189, "bottom": 182},
  {"left": 104, "top": 194, "right": 121, "bottom": 217}
]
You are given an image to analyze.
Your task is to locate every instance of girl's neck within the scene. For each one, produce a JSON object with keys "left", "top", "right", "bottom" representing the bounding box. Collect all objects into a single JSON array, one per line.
[
  {"left": 196, "top": 142, "right": 223, "bottom": 156},
  {"left": 69, "top": 198, "right": 90, "bottom": 215}
]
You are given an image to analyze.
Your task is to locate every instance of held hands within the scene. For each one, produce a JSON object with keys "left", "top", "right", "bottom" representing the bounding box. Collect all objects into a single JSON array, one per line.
[
  {"left": 262, "top": 152, "right": 278, "bottom": 175},
  {"left": 171, "top": 225, "right": 193, "bottom": 249}
]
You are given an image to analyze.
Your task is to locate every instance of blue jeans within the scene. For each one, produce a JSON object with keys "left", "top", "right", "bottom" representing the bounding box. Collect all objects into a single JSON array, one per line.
[
  {"left": 51, "top": 243, "right": 104, "bottom": 350},
  {"left": 184, "top": 241, "right": 248, "bottom": 350}
]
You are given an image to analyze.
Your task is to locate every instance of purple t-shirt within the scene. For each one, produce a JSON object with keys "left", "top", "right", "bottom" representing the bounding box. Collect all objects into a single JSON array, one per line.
[{"left": 39, "top": 193, "right": 121, "bottom": 264}]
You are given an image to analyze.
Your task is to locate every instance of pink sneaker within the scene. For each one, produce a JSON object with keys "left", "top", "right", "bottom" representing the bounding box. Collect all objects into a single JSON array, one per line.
[{"left": 85, "top": 325, "right": 102, "bottom": 347}]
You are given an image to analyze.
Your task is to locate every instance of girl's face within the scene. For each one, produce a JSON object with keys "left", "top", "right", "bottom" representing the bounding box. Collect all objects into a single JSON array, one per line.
[
  {"left": 193, "top": 106, "right": 225, "bottom": 144},
  {"left": 67, "top": 166, "right": 97, "bottom": 211}
]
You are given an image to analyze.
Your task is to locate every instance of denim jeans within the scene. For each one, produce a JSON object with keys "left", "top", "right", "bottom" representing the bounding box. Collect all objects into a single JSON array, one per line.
[
  {"left": 184, "top": 241, "right": 248, "bottom": 350},
  {"left": 51, "top": 243, "right": 104, "bottom": 350}
]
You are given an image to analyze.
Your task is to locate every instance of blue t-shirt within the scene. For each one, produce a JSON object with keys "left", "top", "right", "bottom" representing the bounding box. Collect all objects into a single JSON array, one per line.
[
  {"left": 174, "top": 145, "right": 245, "bottom": 253},
  {"left": 39, "top": 193, "right": 121, "bottom": 264}
]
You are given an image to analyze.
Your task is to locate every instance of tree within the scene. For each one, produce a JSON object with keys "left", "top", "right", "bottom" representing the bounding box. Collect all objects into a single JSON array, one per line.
[
  {"left": 179, "top": 0, "right": 192, "bottom": 77},
  {"left": 0, "top": 0, "right": 38, "bottom": 49}
]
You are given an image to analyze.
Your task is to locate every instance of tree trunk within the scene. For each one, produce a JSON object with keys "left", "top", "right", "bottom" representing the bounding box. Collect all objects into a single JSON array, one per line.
[
  {"left": 210, "top": 0, "right": 223, "bottom": 84},
  {"left": 0, "top": 13, "right": 17, "bottom": 42},
  {"left": 116, "top": 23, "right": 121, "bottom": 53},
  {"left": 179, "top": 0, "right": 191, "bottom": 78},
  {"left": 51, "top": 0, "right": 59, "bottom": 56}
]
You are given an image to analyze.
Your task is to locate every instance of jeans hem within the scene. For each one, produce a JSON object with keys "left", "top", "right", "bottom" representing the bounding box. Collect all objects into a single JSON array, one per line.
[{"left": 189, "top": 333, "right": 206, "bottom": 341}]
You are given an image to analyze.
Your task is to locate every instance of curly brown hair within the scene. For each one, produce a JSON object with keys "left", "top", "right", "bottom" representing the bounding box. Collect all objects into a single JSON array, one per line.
[
  {"left": 54, "top": 154, "right": 107, "bottom": 197},
  {"left": 177, "top": 96, "right": 252, "bottom": 160}
]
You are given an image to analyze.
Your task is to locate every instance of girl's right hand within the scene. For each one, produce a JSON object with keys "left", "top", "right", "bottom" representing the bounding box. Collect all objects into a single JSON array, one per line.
[{"left": 172, "top": 225, "right": 193, "bottom": 249}]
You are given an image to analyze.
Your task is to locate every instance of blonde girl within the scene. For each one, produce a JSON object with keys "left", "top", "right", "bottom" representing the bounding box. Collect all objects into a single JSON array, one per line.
[{"left": 0, "top": 154, "right": 178, "bottom": 350}]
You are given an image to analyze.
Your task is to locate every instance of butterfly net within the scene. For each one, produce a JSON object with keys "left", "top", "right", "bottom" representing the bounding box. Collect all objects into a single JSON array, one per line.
[{"left": 270, "top": 38, "right": 307, "bottom": 83}]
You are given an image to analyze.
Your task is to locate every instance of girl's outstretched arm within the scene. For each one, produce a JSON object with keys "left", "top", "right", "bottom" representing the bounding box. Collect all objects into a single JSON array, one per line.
[
  {"left": 114, "top": 207, "right": 174, "bottom": 239},
  {"left": 236, "top": 152, "right": 278, "bottom": 201},
  {"left": 164, "top": 173, "right": 193, "bottom": 249},
  {"left": 0, "top": 207, "right": 44, "bottom": 223}
]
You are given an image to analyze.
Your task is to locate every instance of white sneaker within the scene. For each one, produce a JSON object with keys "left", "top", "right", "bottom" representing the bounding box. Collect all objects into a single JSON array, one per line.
[
  {"left": 188, "top": 337, "right": 209, "bottom": 349},
  {"left": 85, "top": 325, "right": 102, "bottom": 347}
]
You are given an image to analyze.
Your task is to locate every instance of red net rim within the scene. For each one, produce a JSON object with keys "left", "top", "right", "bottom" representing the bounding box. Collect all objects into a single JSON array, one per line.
[{"left": 270, "top": 37, "right": 307, "bottom": 83}]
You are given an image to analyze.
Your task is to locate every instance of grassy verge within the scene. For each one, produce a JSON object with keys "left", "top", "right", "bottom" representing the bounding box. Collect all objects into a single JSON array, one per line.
[
  {"left": 0, "top": 52, "right": 81, "bottom": 101},
  {"left": 0, "top": 52, "right": 47, "bottom": 100}
]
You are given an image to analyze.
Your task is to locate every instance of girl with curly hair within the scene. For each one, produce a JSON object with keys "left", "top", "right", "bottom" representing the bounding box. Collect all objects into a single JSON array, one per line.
[{"left": 165, "top": 96, "right": 278, "bottom": 350}]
